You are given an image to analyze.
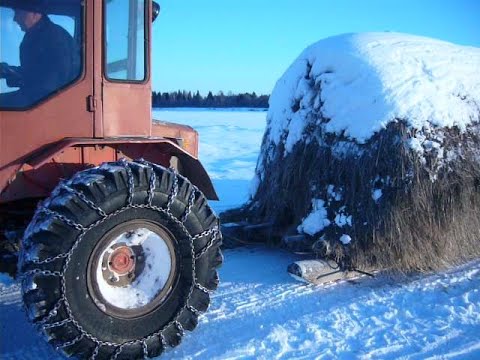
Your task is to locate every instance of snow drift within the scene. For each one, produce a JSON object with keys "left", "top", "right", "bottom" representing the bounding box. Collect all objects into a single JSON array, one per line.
[{"left": 227, "top": 32, "right": 480, "bottom": 272}]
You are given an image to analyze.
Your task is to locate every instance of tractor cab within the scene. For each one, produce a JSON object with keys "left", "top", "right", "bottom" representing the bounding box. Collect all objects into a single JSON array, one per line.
[
  {"left": 0, "top": 0, "right": 83, "bottom": 109},
  {"left": 0, "top": 0, "right": 216, "bottom": 205}
]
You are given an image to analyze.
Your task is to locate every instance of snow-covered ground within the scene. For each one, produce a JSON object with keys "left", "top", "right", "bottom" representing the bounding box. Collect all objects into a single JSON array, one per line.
[{"left": 1, "top": 108, "right": 479, "bottom": 359}]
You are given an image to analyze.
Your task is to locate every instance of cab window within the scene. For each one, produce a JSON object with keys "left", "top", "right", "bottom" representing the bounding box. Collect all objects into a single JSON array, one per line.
[
  {"left": 104, "top": 0, "right": 146, "bottom": 82},
  {"left": 0, "top": 1, "right": 83, "bottom": 110}
]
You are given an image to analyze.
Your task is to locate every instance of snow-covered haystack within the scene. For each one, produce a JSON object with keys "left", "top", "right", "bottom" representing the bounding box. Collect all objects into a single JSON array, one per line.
[{"left": 227, "top": 33, "right": 480, "bottom": 272}]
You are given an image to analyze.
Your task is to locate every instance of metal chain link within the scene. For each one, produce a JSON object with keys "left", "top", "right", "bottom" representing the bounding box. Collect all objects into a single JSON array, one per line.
[
  {"left": 174, "top": 321, "right": 185, "bottom": 337},
  {"left": 60, "top": 183, "right": 107, "bottom": 218},
  {"left": 147, "top": 167, "right": 157, "bottom": 205},
  {"left": 195, "top": 229, "right": 219, "bottom": 260},
  {"left": 89, "top": 345, "right": 99, "bottom": 360},
  {"left": 36, "top": 297, "right": 64, "bottom": 326},
  {"left": 40, "top": 208, "right": 85, "bottom": 231},
  {"left": 22, "top": 160, "right": 221, "bottom": 357},
  {"left": 31, "top": 252, "right": 69, "bottom": 265},
  {"left": 159, "top": 333, "right": 167, "bottom": 350},
  {"left": 42, "top": 318, "right": 72, "bottom": 329},
  {"left": 187, "top": 305, "right": 201, "bottom": 316},
  {"left": 22, "top": 269, "right": 62, "bottom": 278},
  {"left": 135, "top": 159, "right": 157, "bottom": 207},
  {"left": 110, "top": 344, "right": 124, "bottom": 360},
  {"left": 56, "top": 334, "right": 84, "bottom": 350},
  {"left": 194, "top": 282, "right": 212, "bottom": 294},
  {"left": 167, "top": 168, "right": 179, "bottom": 210},
  {"left": 121, "top": 158, "right": 135, "bottom": 205},
  {"left": 181, "top": 189, "right": 196, "bottom": 223},
  {"left": 142, "top": 340, "right": 149, "bottom": 359},
  {"left": 192, "top": 225, "right": 219, "bottom": 241}
]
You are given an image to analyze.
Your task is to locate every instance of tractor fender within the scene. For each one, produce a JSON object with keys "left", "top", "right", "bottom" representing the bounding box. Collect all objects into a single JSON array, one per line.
[{"left": 1, "top": 137, "right": 218, "bottom": 203}]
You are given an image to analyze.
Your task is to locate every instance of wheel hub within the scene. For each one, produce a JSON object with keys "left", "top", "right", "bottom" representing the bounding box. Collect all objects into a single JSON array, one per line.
[
  {"left": 109, "top": 245, "right": 135, "bottom": 275},
  {"left": 100, "top": 243, "right": 146, "bottom": 288},
  {"left": 87, "top": 221, "right": 177, "bottom": 318}
]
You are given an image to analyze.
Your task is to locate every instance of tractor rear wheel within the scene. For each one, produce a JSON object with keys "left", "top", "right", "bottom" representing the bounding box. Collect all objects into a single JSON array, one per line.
[{"left": 18, "top": 160, "right": 223, "bottom": 359}]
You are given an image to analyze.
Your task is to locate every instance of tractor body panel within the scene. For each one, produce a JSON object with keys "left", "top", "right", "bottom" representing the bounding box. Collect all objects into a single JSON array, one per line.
[
  {"left": 0, "top": 137, "right": 217, "bottom": 204},
  {"left": 0, "top": 0, "right": 216, "bottom": 205}
]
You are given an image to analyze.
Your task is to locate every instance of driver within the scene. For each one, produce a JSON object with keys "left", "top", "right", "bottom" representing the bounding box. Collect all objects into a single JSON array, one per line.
[{"left": 0, "top": 0, "right": 76, "bottom": 108}]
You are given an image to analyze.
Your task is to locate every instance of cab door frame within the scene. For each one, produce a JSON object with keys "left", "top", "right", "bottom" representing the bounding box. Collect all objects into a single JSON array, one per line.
[{"left": 97, "top": 0, "right": 152, "bottom": 138}]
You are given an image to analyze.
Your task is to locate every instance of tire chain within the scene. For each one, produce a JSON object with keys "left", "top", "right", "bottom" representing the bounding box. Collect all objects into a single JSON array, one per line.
[
  {"left": 181, "top": 188, "right": 197, "bottom": 223},
  {"left": 60, "top": 182, "right": 108, "bottom": 218},
  {"left": 20, "top": 159, "right": 221, "bottom": 359}
]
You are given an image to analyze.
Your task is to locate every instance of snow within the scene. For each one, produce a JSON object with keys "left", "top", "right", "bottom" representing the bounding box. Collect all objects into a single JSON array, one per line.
[
  {"left": 266, "top": 32, "right": 480, "bottom": 150},
  {"left": 335, "top": 213, "right": 352, "bottom": 227},
  {"left": 154, "top": 108, "right": 266, "bottom": 182},
  {"left": 1, "top": 109, "right": 480, "bottom": 359},
  {"left": 372, "top": 188, "right": 383, "bottom": 202},
  {"left": 327, "top": 185, "right": 342, "bottom": 201},
  {"left": 297, "top": 199, "right": 331, "bottom": 236},
  {"left": 339, "top": 234, "right": 352, "bottom": 245},
  {"left": 0, "top": 273, "right": 13, "bottom": 286}
]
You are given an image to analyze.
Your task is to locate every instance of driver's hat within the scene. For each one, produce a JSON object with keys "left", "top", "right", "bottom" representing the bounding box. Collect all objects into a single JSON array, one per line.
[{"left": 0, "top": 0, "right": 48, "bottom": 13}]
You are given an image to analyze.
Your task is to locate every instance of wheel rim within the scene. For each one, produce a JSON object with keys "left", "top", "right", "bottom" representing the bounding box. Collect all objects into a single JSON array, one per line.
[{"left": 87, "top": 220, "right": 177, "bottom": 319}]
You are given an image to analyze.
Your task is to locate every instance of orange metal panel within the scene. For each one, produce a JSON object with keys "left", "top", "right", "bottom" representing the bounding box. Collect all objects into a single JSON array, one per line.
[
  {"left": 100, "top": 1, "right": 153, "bottom": 138},
  {"left": 102, "top": 83, "right": 152, "bottom": 136},
  {"left": 152, "top": 121, "right": 199, "bottom": 157},
  {"left": 0, "top": 137, "right": 217, "bottom": 203},
  {"left": 93, "top": 0, "right": 103, "bottom": 138},
  {"left": 82, "top": 145, "right": 117, "bottom": 164},
  {"left": 1, "top": 146, "right": 84, "bottom": 202}
]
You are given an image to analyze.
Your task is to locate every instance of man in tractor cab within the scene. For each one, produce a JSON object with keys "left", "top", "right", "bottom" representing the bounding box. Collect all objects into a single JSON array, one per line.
[{"left": 0, "top": 0, "right": 77, "bottom": 108}]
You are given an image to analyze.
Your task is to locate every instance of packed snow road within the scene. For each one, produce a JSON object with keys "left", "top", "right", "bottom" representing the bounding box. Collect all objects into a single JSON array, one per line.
[{"left": 1, "top": 248, "right": 480, "bottom": 359}]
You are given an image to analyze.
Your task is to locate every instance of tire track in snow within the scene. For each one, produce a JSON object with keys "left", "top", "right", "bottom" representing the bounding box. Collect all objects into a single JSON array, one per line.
[
  {"left": 1, "top": 248, "right": 479, "bottom": 359},
  {"left": 0, "top": 281, "right": 62, "bottom": 359},
  {"left": 164, "top": 249, "right": 480, "bottom": 360}
]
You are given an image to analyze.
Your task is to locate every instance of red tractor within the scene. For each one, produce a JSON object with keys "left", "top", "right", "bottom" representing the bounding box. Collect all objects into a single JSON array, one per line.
[{"left": 0, "top": 1, "right": 223, "bottom": 358}]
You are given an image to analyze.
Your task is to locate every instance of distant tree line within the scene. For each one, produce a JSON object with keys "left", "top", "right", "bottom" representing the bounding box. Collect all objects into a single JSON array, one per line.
[{"left": 152, "top": 90, "right": 269, "bottom": 108}]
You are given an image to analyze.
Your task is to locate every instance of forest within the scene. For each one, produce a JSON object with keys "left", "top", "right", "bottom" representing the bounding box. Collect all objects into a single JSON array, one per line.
[{"left": 152, "top": 90, "right": 269, "bottom": 108}]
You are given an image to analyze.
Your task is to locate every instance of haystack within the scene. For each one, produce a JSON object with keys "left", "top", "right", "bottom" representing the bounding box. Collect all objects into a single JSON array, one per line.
[{"left": 223, "top": 33, "right": 480, "bottom": 272}]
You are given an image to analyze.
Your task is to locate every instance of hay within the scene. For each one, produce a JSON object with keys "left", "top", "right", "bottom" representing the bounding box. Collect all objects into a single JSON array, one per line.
[
  {"left": 221, "top": 34, "right": 480, "bottom": 273},
  {"left": 222, "top": 119, "right": 480, "bottom": 272}
]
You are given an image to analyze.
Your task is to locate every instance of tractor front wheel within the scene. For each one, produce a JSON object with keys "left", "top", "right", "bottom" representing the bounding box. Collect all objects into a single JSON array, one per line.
[{"left": 19, "top": 160, "right": 222, "bottom": 359}]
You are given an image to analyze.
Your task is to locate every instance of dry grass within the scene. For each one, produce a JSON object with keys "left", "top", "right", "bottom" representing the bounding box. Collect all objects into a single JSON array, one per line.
[{"left": 222, "top": 120, "right": 480, "bottom": 272}]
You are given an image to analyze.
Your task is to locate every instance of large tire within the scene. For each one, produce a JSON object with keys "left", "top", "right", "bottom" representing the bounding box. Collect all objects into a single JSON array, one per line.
[{"left": 18, "top": 160, "right": 223, "bottom": 359}]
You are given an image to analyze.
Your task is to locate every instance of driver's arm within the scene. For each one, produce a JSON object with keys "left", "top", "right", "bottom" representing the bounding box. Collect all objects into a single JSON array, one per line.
[{"left": 0, "top": 63, "right": 24, "bottom": 88}]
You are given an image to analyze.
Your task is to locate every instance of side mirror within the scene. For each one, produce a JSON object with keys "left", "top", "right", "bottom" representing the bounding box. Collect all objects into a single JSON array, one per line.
[{"left": 152, "top": 1, "right": 160, "bottom": 22}]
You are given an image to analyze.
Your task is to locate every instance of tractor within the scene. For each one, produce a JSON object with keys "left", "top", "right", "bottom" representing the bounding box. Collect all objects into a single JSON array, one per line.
[{"left": 0, "top": 0, "right": 223, "bottom": 358}]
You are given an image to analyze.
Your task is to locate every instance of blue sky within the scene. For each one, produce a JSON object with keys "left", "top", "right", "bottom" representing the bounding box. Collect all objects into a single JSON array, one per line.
[
  {"left": 153, "top": 0, "right": 480, "bottom": 95},
  {"left": 1, "top": 1, "right": 478, "bottom": 96}
]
